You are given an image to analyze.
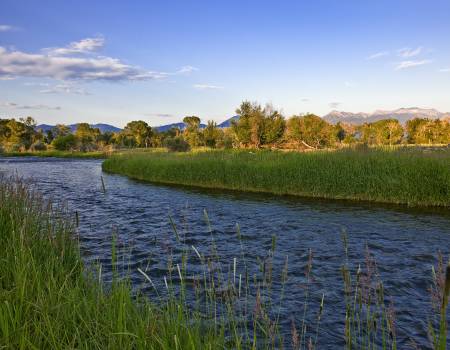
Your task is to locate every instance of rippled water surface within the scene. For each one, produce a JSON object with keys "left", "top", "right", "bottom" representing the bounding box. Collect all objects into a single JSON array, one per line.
[{"left": 1, "top": 157, "right": 449, "bottom": 348}]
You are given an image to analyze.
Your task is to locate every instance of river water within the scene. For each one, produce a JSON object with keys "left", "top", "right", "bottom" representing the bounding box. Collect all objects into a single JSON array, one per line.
[{"left": 0, "top": 156, "right": 449, "bottom": 348}]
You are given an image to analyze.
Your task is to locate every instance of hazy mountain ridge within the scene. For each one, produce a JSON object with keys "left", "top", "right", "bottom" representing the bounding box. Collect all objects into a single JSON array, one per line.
[
  {"left": 36, "top": 123, "right": 122, "bottom": 133},
  {"left": 323, "top": 108, "right": 450, "bottom": 125},
  {"left": 35, "top": 116, "right": 240, "bottom": 134}
]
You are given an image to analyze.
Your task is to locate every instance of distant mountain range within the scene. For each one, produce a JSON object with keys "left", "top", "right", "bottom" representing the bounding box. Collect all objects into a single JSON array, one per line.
[
  {"left": 35, "top": 116, "right": 240, "bottom": 134},
  {"left": 36, "top": 123, "right": 122, "bottom": 133},
  {"left": 35, "top": 109, "right": 447, "bottom": 133},
  {"left": 322, "top": 107, "right": 450, "bottom": 125},
  {"left": 153, "top": 116, "right": 239, "bottom": 132}
]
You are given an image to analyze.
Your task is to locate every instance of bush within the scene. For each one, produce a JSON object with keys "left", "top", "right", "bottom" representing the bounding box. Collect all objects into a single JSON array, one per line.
[
  {"left": 30, "top": 141, "right": 47, "bottom": 151},
  {"left": 52, "top": 134, "right": 77, "bottom": 151},
  {"left": 164, "top": 136, "right": 190, "bottom": 152}
]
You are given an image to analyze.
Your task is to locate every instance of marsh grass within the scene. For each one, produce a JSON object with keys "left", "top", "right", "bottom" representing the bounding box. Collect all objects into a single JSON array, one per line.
[
  {"left": 102, "top": 147, "right": 450, "bottom": 207},
  {"left": 0, "top": 178, "right": 228, "bottom": 349},
  {"left": 0, "top": 150, "right": 108, "bottom": 159}
]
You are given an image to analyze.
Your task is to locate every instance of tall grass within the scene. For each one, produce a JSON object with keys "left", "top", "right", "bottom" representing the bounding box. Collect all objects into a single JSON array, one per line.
[
  {"left": 102, "top": 148, "right": 450, "bottom": 207},
  {"left": 0, "top": 178, "right": 229, "bottom": 349}
]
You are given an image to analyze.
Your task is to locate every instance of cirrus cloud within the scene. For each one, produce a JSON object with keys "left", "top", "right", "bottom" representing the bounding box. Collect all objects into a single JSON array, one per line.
[
  {"left": 366, "top": 51, "right": 389, "bottom": 60},
  {"left": 1, "top": 101, "right": 61, "bottom": 110},
  {"left": 397, "top": 46, "right": 423, "bottom": 58},
  {"left": 193, "top": 84, "right": 224, "bottom": 90},
  {"left": 0, "top": 24, "right": 19, "bottom": 32},
  {"left": 395, "top": 59, "right": 432, "bottom": 70}
]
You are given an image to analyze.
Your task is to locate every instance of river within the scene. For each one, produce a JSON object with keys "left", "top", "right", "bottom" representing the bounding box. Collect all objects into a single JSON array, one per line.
[{"left": 0, "top": 156, "right": 449, "bottom": 349}]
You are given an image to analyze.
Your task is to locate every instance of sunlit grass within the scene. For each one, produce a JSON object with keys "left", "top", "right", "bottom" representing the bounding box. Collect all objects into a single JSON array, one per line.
[{"left": 102, "top": 147, "right": 450, "bottom": 207}]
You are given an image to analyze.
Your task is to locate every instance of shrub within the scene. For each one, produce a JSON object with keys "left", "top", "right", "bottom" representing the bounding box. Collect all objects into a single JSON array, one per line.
[
  {"left": 52, "top": 134, "right": 77, "bottom": 151},
  {"left": 164, "top": 136, "right": 190, "bottom": 152},
  {"left": 30, "top": 141, "right": 47, "bottom": 151}
]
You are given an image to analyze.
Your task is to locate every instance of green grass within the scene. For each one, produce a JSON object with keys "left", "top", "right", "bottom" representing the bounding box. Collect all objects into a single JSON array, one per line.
[
  {"left": 102, "top": 147, "right": 450, "bottom": 207},
  {"left": 0, "top": 150, "right": 108, "bottom": 159},
  {"left": 0, "top": 178, "right": 232, "bottom": 349}
]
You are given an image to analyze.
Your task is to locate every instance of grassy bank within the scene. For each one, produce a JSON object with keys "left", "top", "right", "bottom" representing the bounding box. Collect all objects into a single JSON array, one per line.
[
  {"left": 102, "top": 148, "right": 450, "bottom": 207},
  {"left": 0, "top": 150, "right": 109, "bottom": 159},
  {"left": 0, "top": 178, "right": 232, "bottom": 349}
]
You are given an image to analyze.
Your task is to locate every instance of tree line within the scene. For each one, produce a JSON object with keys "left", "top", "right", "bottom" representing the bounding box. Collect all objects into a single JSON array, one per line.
[{"left": 1, "top": 101, "right": 449, "bottom": 153}]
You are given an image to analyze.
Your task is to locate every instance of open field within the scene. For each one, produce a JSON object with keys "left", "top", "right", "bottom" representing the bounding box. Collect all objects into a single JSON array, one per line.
[{"left": 102, "top": 147, "right": 450, "bottom": 207}]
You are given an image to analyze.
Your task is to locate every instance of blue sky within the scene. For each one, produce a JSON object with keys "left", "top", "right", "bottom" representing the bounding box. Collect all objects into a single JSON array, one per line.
[{"left": 1, "top": 0, "right": 449, "bottom": 127}]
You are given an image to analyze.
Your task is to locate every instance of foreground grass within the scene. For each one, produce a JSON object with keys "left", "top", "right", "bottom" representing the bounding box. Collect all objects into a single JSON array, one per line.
[
  {"left": 0, "top": 179, "right": 229, "bottom": 349},
  {"left": 102, "top": 147, "right": 450, "bottom": 207}
]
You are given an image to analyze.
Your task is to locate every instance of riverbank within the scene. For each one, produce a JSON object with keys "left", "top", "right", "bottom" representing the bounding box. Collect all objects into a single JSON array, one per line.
[
  {"left": 0, "top": 178, "right": 231, "bottom": 349},
  {"left": 102, "top": 147, "right": 450, "bottom": 207},
  {"left": 0, "top": 150, "right": 108, "bottom": 159}
]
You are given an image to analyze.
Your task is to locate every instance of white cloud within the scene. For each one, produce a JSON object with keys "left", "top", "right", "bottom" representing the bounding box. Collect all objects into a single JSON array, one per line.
[
  {"left": 395, "top": 59, "right": 432, "bottom": 70},
  {"left": 45, "top": 37, "right": 105, "bottom": 56},
  {"left": 329, "top": 102, "right": 341, "bottom": 109},
  {"left": 144, "top": 113, "right": 173, "bottom": 118},
  {"left": 397, "top": 46, "right": 423, "bottom": 58},
  {"left": 193, "top": 84, "right": 224, "bottom": 90},
  {"left": 439, "top": 68, "right": 450, "bottom": 72},
  {"left": 0, "top": 24, "right": 19, "bottom": 32},
  {"left": 176, "top": 66, "right": 198, "bottom": 75},
  {"left": 39, "top": 83, "right": 91, "bottom": 95},
  {"left": 366, "top": 51, "right": 389, "bottom": 60},
  {"left": 0, "top": 45, "right": 191, "bottom": 82},
  {"left": 300, "top": 98, "right": 310, "bottom": 102},
  {"left": 1, "top": 101, "right": 61, "bottom": 110}
]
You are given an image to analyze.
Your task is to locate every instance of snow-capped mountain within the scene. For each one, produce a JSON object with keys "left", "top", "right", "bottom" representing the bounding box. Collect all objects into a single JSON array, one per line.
[{"left": 323, "top": 108, "right": 450, "bottom": 124}]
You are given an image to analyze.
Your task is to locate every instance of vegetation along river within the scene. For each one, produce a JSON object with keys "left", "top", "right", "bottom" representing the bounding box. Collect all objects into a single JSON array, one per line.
[{"left": 0, "top": 156, "right": 449, "bottom": 349}]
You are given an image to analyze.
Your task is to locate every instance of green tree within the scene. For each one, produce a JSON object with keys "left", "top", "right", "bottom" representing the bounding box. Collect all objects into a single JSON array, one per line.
[
  {"left": 286, "top": 114, "right": 336, "bottom": 148},
  {"left": 4, "top": 117, "right": 37, "bottom": 151},
  {"left": 74, "top": 123, "right": 100, "bottom": 151},
  {"left": 52, "top": 134, "right": 77, "bottom": 151},
  {"left": 203, "top": 121, "right": 224, "bottom": 148},
  {"left": 52, "top": 124, "right": 71, "bottom": 138},
  {"left": 123, "top": 120, "right": 153, "bottom": 148},
  {"left": 406, "top": 118, "right": 450, "bottom": 144},
  {"left": 359, "top": 119, "right": 404, "bottom": 145},
  {"left": 232, "top": 101, "right": 285, "bottom": 148},
  {"left": 183, "top": 116, "right": 202, "bottom": 147}
]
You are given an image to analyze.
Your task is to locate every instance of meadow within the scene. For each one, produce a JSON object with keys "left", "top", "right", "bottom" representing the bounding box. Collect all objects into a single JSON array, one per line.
[{"left": 102, "top": 147, "right": 450, "bottom": 207}]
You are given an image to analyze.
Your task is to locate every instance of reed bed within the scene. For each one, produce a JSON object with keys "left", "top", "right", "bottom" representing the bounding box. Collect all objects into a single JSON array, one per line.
[
  {"left": 0, "top": 177, "right": 448, "bottom": 349},
  {"left": 102, "top": 147, "right": 450, "bottom": 207}
]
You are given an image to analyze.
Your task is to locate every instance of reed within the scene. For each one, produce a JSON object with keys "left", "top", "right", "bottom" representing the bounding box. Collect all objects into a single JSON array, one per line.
[{"left": 102, "top": 147, "right": 450, "bottom": 207}]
